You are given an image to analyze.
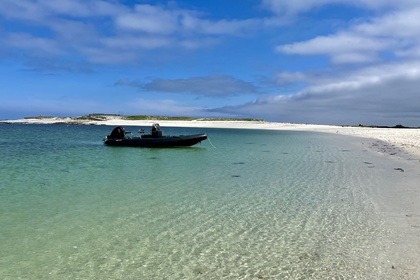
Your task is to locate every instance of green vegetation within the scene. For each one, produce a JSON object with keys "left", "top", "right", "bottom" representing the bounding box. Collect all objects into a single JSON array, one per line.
[
  {"left": 124, "top": 115, "right": 263, "bottom": 121},
  {"left": 76, "top": 114, "right": 110, "bottom": 121},
  {"left": 200, "top": 117, "right": 263, "bottom": 122},
  {"left": 124, "top": 115, "right": 196, "bottom": 121},
  {"left": 23, "top": 114, "right": 264, "bottom": 122},
  {"left": 24, "top": 115, "right": 55, "bottom": 119}
]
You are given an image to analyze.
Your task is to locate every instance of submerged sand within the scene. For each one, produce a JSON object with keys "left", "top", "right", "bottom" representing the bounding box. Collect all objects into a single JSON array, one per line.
[{"left": 3, "top": 117, "right": 420, "bottom": 278}]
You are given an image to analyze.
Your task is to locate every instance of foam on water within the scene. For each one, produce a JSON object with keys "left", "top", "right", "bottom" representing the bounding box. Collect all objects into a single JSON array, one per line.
[{"left": 0, "top": 124, "right": 407, "bottom": 279}]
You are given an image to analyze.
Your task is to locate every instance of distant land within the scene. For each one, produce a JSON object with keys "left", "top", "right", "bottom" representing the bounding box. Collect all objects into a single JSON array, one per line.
[
  {"left": 1, "top": 114, "right": 418, "bottom": 129},
  {"left": 350, "top": 124, "right": 420, "bottom": 129},
  {"left": 13, "top": 114, "right": 264, "bottom": 123}
]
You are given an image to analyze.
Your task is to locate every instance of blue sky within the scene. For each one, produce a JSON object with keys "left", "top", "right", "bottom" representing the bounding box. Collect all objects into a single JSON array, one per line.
[{"left": 1, "top": 0, "right": 420, "bottom": 125}]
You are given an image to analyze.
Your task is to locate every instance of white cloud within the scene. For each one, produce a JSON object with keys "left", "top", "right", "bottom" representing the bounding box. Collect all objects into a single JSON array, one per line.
[
  {"left": 115, "top": 4, "right": 259, "bottom": 36},
  {"left": 354, "top": 0, "right": 420, "bottom": 10},
  {"left": 115, "top": 4, "right": 179, "bottom": 34},
  {"left": 102, "top": 36, "right": 172, "bottom": 50},
  {"left": 262, "top": 0, "right": 420, "bottom": 17},
  {"left": 355, "top": 8, "right": 420, "bottom": 38},
  {"left": 275, "top": 72, "right": 307, "bottom": 85},
  {"left": 184, "top": 18, "right": 259, "bottom": 35},
  {"left": 278, "top": 32, "right": 391, "bottom": 64},
  {"left": 0, "top": 1, "right": 260, "bottom": 67},
  {"left": 214, "top": 61, "right": 420, "bottom": 125},
  {"left": 276, "top": 7, "right": 420, "bottom": 64},
  {"left": 258, "top": 2, "right": 420, "bottom": 124},
  {"left": 127, "top": 98, "right": 204, "bottom": 117},
  {"left": 5, "top": 33, "right": 63, "bottom": 56},
  {"left": 262, "top": 0, "right": 338, "bottom": 17},
  {"left": 0, "top": 0, "right": 124, "bottom": 22},
  {"left": 116, "top": 75, "right": 257, "bottom": 97}
]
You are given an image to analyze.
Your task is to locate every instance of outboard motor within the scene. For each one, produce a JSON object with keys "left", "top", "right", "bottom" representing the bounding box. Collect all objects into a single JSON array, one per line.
[{"left": 107, "top": 126, "right": 125, "bottom": 140}]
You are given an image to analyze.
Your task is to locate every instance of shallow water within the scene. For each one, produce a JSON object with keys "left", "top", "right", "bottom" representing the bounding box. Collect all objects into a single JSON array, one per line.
[{"left": 0, "top": 124, "right": 408, "bottom": 279}]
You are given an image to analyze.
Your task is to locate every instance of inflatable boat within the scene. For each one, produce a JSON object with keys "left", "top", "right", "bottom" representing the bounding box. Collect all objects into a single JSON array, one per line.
[{"left": 104, "top": 124, "right": 207, "bottom": 148}]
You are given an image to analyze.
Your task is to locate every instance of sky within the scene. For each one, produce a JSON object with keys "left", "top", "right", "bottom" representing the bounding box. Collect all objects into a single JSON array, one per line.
[{"left": 1, "top": 0, "right": 420, "bottom": 125}]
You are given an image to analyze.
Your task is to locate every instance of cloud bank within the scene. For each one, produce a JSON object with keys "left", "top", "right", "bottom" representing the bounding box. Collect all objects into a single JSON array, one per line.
[
  {"left": 229, "top": 1, "right": 420, "bottom": 125},
  {"left": 213, "top": 61, "right": 420, "bottom": 125}
]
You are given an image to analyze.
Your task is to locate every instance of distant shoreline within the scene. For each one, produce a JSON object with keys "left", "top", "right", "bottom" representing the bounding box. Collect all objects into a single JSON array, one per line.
[{"left": 2, "top": 114, "right": 419, "bottom": 128}]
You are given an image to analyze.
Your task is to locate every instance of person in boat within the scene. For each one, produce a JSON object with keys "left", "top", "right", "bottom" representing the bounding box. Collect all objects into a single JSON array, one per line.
[{"left": 151, "top": 123, "right": 162, "bottom": 137}]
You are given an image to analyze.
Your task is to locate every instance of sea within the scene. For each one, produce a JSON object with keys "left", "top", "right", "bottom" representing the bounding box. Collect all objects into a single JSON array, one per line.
[{"left": 0, "top": 123, "right": 412, "bottom": 279}]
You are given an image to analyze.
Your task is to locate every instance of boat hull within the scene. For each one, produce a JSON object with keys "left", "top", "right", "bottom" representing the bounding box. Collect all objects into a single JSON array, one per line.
[{"left": 104, "top": 134, "right": 207, "bottom": 148}]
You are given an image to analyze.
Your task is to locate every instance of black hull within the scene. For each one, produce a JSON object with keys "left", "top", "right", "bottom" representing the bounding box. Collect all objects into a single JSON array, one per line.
[{"left": 104, "top": 134, "right": 207, "bottom": 148}]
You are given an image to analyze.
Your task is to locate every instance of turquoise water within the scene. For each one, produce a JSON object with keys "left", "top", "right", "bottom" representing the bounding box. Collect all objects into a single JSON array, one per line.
[{"left": 0, "top": 124, "right": 400, "bottom": 279}]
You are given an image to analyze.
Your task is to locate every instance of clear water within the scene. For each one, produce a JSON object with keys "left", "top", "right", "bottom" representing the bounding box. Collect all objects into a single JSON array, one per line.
[{"left": 0, "top": 124, "right": 403, "bottom": 279}]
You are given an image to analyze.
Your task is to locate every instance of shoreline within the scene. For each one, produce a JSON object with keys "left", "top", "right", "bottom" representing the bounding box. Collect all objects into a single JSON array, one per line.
[{"left": 3, "top": 117, "right": 420, "bottom": 159}]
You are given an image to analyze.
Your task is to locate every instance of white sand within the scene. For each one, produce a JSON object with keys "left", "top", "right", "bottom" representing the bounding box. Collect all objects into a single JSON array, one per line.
[{"left": 3, "top": 116, "right": 420, "bottom": 278}]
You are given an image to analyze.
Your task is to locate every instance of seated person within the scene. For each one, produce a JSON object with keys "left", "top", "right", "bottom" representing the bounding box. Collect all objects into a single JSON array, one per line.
[{"left": 151, "top": 124, "right": 162, "bottom": 137}]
